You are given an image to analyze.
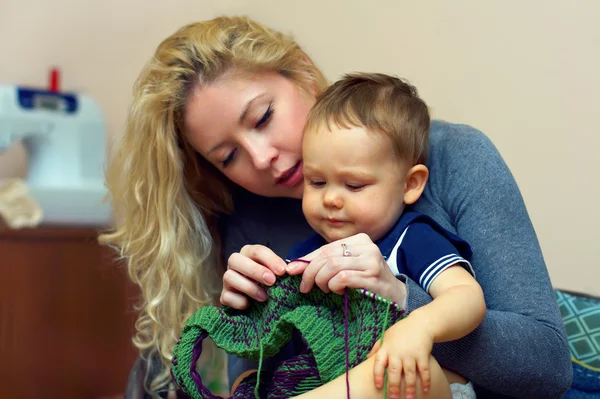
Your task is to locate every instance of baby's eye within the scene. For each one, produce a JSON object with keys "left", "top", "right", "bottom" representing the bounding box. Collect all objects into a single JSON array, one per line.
[
  {"left": 346, "top": 183, "right": 365, "bottom": 191},
  {"left": 309, "top": 180, "right": 325, "bottom": 188}
]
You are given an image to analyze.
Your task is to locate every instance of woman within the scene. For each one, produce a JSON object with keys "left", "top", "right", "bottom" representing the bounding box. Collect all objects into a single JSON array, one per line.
[{"left": 100, "top": 15, "right": 572, "bottom": 399}]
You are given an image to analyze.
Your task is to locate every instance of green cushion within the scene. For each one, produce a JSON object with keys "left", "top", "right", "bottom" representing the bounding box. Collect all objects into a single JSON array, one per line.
[{"left": 555, "top": 289, "right": 600, "bottom": 370}]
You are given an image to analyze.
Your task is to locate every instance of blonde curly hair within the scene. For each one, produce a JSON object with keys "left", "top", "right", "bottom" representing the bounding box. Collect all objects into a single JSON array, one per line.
[{"left": 98, "top": 15, "right": 327, "bottom": 396}]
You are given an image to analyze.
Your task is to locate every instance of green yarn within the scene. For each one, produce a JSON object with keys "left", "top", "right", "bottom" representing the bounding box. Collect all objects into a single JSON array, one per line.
[
  {"left": 380, "top": 301, "right": 392, "bottom": 399},
  {"left": 254, "top": 341, "right": 263, "bottom": 399},
  {"left": 171, "top": 274, "right": 406, "bottom": 399}
]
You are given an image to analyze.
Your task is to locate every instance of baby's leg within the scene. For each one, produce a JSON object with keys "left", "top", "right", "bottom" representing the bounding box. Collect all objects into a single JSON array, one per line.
[
  {"left": 229, "top": 356, "right": 465, "bottom": 398},
  {"left": 293, "top": 354, "right": 453, "bottom": 399}
]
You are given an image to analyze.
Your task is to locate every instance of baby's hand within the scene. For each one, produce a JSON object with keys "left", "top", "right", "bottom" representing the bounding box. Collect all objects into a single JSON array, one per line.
[{"left": 367, "top": 319, "right": 433, "bottom": 399}]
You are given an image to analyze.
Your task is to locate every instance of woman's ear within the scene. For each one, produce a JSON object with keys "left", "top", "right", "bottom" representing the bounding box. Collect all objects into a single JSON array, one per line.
[{"left": 403, "top": 164, "right": 429, "bottom": 205}]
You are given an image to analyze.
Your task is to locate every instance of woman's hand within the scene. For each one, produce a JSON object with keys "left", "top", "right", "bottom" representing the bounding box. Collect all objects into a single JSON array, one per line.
[
  {"left": 286, "top": 233, "right": 407, "bottom": 305},
  {"left": 220, "top": 244, "right": 288, "bottom": 310}
]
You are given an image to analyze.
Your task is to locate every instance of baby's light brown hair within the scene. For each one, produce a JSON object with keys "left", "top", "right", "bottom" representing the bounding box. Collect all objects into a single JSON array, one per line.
[{"left": 304, "top": 72, "right": 430, "bottom": 165}]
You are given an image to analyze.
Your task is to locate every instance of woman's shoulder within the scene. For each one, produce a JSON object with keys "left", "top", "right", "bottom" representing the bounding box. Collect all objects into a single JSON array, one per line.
[
  {"left": 418, "top": 120, "right": 514, "bottom": 223},
  {"left": 429, "top": 120, "right": 496, "bottom": 156},
  {"left": 427, "top": 120, "right": 507, "bottom": 176}
]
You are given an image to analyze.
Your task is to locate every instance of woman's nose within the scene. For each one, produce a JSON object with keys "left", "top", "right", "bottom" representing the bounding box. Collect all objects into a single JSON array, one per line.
[{"left": 244, "top": 134, "right": 279, "bottom": 170}]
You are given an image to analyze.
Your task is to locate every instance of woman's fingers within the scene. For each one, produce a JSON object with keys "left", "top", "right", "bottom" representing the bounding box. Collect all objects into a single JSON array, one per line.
[
  {"left": 290, "top": 232, "right": 372, "bottom": 267},
  {"left": 222, "top": 245, "right": 286, "bottom": 309},
  {"left": 228, "top": 248, "right": 283, "bottom": 287},
  {"left": 327, "top": 269, "right": 368, "bottom": 294},
  {"left": 300, "top": 255, "right": 357, "bottom": 293},
  {"left": 285, "top": 243, "right": 336, "bottom": 275},
  {"left": 314, "top": 255, "right": 382, "bottom": 294},
  {"left": 222, "top": 269, "right": 268, "bottom": 302},
  {"left": 239, "top": 244, "right": 287, "bottom": 276},
  {"left": 299, "top": 256, "right": 326, "bottom": 293},
  {"left": 286, "top": 259, "right": 310, "bottom": 275},
  {"left": 228, "top": 252, "right": 275, "bottom": 287},
  {"left": 219, "top": 288, "right": 250, "bottom": 310},
  {"left": 293, "top": 233, "right": 390, "bottom": 294}
]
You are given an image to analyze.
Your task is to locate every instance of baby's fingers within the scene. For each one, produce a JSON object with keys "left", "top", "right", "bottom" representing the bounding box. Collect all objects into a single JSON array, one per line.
[
  {"left": 372, "top": 349, "right": 388, "bottom": 390},
  {"left": 403, "top": 358, "right": 417, "bottom": 399},
  {"left": 387, "top": 357, "right": 403, "bottom": 399},
  {"left": 417, "top": 356, "right": 431, "bottom": 393},
  {"left": 367, "top": 340, "right": 381, "bottom": 359}
]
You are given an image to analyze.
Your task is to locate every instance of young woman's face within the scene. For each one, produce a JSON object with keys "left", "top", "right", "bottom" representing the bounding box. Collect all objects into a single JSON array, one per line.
[{"left": 184, "top": 71, "right": 315, "bottom": 199}]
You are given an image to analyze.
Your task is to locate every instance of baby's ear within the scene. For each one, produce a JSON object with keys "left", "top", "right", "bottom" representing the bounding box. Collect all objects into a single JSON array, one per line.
[{"left": 403, "top": 164, "right": 429, "bottom": 205}]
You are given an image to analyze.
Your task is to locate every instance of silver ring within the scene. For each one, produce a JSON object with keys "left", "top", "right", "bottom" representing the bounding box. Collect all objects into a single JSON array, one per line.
[{"left": 341, "top": 243, "right": 352, "bottom": 257}]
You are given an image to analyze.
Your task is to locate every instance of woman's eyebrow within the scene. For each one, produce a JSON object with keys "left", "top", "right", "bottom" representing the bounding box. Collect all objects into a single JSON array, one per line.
[
  {"left": 206, "top": 93, "right": 269, "bottom": 156},
  {"left": 239, "top": 93, "right": 267, "bottom": 123},
  {"left": 206, "top": 142, "right": 225, "bottom": 156}
]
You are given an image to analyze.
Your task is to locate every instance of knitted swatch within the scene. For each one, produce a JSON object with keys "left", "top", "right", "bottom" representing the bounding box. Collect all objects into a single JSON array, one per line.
[{"left": 171, "top": 274, "right": 405, "bottom": 399}]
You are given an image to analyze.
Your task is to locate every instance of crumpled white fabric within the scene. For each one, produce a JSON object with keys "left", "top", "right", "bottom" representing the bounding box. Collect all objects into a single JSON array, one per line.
[
  {"left": 450, "top": 381, "right": 477, "bottom": 399},
  {"left": 0, "top": 178, "right": 43, "bottom": 229}
]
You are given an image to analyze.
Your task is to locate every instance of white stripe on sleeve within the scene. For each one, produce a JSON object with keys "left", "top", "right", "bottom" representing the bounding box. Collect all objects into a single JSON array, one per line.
[{"left": 419, "top": 254, "right": 469, "bottom": 292}]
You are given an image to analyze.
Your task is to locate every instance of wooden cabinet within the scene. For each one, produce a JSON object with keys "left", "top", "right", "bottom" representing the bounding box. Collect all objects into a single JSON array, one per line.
[{"left": 0, "top": 225, "right": 139, "bottom": 399}]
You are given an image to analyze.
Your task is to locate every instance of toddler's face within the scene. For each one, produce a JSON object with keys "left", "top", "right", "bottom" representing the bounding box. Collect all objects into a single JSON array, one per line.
[{"left": 301, "top": 125, "right": 407, "bottom": 243}]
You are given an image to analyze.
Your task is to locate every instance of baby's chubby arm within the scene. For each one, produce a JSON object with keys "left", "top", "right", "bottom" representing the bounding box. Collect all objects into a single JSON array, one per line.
[
  {"left": 410, "top": 265, "right": 486, "bottom": 343},
  {"left": 369, "top": 265, "right": 485, "bottom": 398}
]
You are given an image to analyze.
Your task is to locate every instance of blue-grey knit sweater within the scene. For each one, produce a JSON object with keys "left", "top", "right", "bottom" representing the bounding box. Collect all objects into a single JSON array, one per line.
[{"left": 221, "top": 120, "right": 573, "bottom": 399}]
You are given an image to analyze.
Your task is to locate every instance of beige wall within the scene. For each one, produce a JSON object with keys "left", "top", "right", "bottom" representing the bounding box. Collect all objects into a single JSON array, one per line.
[{"left": 1, "top": 0, "right": 598, "bottom": 294}]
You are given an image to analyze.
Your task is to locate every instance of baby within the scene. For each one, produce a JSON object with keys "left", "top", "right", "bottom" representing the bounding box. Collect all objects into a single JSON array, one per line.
[{"left": 287, "top": 73, "right": 486, "bottom": 399}]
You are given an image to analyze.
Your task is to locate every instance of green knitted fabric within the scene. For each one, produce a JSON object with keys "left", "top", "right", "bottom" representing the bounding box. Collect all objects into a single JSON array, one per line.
[{"left": 171, "top": 274, "right": 405, "bottom": 399}]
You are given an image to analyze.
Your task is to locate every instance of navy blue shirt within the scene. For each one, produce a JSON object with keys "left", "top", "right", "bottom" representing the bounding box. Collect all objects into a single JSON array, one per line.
[{"left": 287, "top": 211, "right": 474, "bottom": 293}]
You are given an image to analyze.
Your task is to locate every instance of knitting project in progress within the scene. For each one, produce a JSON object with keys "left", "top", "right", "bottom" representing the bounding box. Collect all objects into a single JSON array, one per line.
[{"left": 171, "top": 274, "right": 406, "bottom": 399}]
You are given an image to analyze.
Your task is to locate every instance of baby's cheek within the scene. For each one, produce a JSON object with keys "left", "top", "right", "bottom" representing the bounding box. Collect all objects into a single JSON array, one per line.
[
  {"left": 353, "top": 200, "right": 380, "bottom": 224},
  {"left": 302, "top": 202, "right": 321, "bottom": 232},
  {"left": 355, "top": 209, "right": 388, "bottom": 240},
  {"left": 301, "top": 195, "right": 316, "bottom": 217}
]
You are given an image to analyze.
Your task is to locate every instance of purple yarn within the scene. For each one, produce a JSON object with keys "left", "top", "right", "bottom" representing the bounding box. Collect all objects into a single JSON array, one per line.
[
  {"left": 266, "top": 350, "right": 322, "bottom": 398},
  {"left": 289, "top": 258, "right": 353, "bottom": 398},
  {"left": 344, "top": 288, "right": 351, "bottom": 399},
  {"left": 190, "top": 332, "right": 226, "bottom": 399}
]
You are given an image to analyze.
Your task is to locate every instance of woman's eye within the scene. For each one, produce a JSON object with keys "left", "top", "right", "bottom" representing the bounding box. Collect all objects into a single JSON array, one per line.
[
  {"left": 255, "top": 103, "right": 274, "bottom": 128},
  {"left": 222, "top": 148, "right": 237, "bottom": 168},
  {"left": 309, "top": 180, "right": 325, "bottom": 187},
  {"left": 346, "top": 183, "right": 365, "bottom": 190}
]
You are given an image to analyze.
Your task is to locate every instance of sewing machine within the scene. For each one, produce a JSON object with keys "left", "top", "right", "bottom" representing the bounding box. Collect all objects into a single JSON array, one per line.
[{"left": 0, "top": 80, "right": 112, "bottom": 226}]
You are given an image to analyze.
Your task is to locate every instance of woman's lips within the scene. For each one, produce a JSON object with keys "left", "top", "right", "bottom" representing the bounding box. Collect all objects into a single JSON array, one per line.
[{"left": 276, "top": 161, "right": 303, "bottom": 187}]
